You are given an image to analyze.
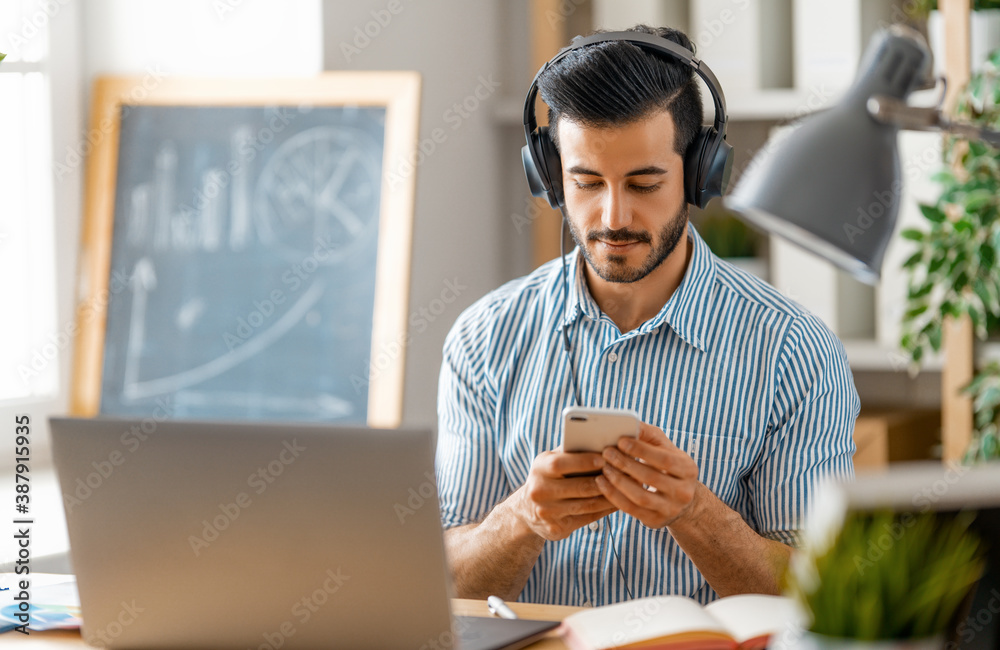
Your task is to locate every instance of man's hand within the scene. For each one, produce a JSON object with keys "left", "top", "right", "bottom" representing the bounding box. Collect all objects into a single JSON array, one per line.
[
  {"left": 595, "top": 422, "right": 700, "bottom": 529},
  {"left": 512, "top": 447, "right": 618, "bottom": 541}
]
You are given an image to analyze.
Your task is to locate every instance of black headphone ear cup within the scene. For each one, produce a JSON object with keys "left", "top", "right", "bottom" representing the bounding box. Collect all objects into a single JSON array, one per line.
[
  {"left": 683, "top": 127, "right": 713, "bottom": 207},
  {"left": 522, "top": 126, "right": 564, "bottom": 209},
  {"left": 522, "top": 139, "right": 548, "bottom": 201},
  {"left": 537, "top": 126, "right": 564, "bottom": 208},
  {"left": 684, "top": 126, "right": 733, "bottom": 209},
  {"left": 704, "top": 138, "right": 733, "bottom": 205}
]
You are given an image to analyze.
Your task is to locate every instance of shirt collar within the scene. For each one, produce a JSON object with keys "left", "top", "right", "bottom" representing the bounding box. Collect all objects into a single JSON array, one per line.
[
  {"left": 556, "top": 247, "right": 593, "bottom": 333},
  {"left": 556, "top": 225, "right": 716, "bottom": 352}
]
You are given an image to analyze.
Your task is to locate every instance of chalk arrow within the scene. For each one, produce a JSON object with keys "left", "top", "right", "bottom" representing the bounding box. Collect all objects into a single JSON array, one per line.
[{"left": 123, "top": 258, "right": 156, "bottom": 393}]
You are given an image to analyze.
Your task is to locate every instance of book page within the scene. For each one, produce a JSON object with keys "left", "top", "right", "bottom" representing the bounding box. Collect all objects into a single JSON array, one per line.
[
  {"left": 562, "top": 596, "right": 733, "bottom": 649},
  {"left": 703, "top": 594, "right": 805, "bottom": 646}
]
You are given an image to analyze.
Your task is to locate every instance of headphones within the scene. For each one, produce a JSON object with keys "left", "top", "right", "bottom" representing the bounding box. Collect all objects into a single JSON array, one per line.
[{"left": 521, "top": 31, "right": 734, "bottom": 210}]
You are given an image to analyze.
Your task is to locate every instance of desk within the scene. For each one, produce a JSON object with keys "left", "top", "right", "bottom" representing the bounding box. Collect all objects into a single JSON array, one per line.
[{"left": 5, "top": 599, "right": 582, "bottom": 649}]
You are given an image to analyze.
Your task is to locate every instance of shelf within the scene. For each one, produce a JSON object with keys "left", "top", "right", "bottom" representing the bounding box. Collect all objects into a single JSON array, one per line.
[
  {"left": 842, "top": 339, "right": 943, "bottom": 373},
  {"left": 977, "top": 342, "right": 1000, "bottom": 366},
  {"left": 843, "top": 340, "right": 1000, "bottom": 373},
  {"left": 725, "top": 88, "right": 839, "bottom": 121}
]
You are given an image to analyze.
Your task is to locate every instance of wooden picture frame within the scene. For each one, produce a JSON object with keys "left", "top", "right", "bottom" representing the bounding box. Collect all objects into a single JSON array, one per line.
[{"left": 70, "top": 73, "right": 421, "bottom": 428}]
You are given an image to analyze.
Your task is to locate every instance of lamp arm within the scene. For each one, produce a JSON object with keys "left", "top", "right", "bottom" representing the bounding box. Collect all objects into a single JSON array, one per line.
[{"left": 868, "top": 95, "right": 1000, "bottom": 147}]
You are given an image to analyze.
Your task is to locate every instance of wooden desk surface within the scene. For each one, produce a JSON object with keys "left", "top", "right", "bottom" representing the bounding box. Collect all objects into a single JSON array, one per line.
[{"left": 6, "top": 599, "right": 582, "bottom": 649}]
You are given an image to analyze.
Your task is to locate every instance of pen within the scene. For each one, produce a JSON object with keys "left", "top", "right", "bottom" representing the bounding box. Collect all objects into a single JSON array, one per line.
[{"left": 487, "top": 595, "right": 519, "bottom": 620}]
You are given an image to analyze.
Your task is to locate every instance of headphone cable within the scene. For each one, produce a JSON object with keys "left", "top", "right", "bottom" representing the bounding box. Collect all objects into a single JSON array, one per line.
[
  {"left": 559, "top": 212, "right": 583, "bottom": 407},
  {"left": 557, "top": 206, "right": 634, "bottom": 603}
]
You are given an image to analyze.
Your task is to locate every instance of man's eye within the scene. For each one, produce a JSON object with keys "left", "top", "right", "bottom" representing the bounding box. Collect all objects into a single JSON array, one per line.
[
  {"left": 574, "top": 181, "right": 601, "bottom": 190},
  {"left": 632, "top": 184, "right": 660, "bottom": 194}
]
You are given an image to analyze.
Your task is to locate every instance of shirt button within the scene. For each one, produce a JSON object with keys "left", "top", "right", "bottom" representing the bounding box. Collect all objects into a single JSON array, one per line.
[
  {"left": 588, "top": 521, "right": 600, "bottom": 531},
  {"left": 581, "top": 600, "right": 593, "bottom": 608},
  {"left": 607, "top": 352, "right": 618, "bottom": 362}
]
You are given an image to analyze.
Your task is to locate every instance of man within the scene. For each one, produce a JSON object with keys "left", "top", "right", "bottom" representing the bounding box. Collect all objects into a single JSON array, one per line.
[{"left": 435, "top": 24, "right": 859, "bottom": 607}]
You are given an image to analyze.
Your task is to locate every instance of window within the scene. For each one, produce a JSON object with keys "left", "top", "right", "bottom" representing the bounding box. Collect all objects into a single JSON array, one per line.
[{"left": 0, "top": 0, "right": 60, "bottom": 404}]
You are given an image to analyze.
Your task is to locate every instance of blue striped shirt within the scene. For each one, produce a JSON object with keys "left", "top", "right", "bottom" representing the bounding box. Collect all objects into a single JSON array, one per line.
[{"left": 436, "top": 226, "right": 858, "bottom": 606}]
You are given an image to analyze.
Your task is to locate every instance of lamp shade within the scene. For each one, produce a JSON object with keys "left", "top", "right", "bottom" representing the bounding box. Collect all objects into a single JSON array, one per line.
[{"left": 724, "top": 26, "right": 931, "bottom": 285}]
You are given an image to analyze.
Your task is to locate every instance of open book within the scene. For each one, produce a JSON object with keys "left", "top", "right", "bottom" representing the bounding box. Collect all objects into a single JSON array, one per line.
[{"left": 560, "top": 594, "right": 804, "bottom": 650}]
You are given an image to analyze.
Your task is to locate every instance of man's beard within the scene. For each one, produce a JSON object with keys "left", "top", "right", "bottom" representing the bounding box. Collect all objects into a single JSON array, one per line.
[{"left": 567, "top": 202, "right": 689, "bottom": 284}]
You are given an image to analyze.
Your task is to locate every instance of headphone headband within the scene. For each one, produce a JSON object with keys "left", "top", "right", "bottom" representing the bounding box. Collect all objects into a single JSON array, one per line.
[
  {"left": 521, "top": 30, "right": 734, "bottom": 209},
  {"left": 522, "top": 31, "right": 728, "bottom": 142}
]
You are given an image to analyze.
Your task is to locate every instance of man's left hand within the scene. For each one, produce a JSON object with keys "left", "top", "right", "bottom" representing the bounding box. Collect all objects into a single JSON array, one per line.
[{"left": 595, "top": 422, "right": 700, "bottom": 529}]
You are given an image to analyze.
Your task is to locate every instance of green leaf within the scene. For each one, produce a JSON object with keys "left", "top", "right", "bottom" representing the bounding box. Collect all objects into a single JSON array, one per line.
[
  {"left": 983, "top": 433, "right": 1000, "bottom": 460},
  {"left": 920, "top": 204, "right": 947, "bottom": 223},
  {"left": 955, "top": 219, "right": 976, "bottom": 234},
  {"left": 905, "top": 304, "right": 929, "bottom": 319},
  {"left": 903, "top": 250, "right": 924, "bottom": 269},
  {"left": 0, "top": 52, "right": 6, "bottom": 63},
  {"left": 948, "top": 250, "right": 969, "bottom": 276},
  {"left": 974, "top": 278, "right": 993, "bottom": 310},
  {"left": 965, "top": 189, "right": 995, "bottom": 212},
  {"left": 929, "top": 325, "right": 943, "bottom": 351},
  {"left": 901, "top": 228, "right": 925, "bottom": 242},
  {"left": 975, "top": 386, "right": 1000, "bottom": 413},
  {"left": 970, "top": 304, "right": 986, "bottom": 335},
  {"left": 979, "top": 243, "right": 997, "bottom": 268},
  {"left": 908, "top": 282, "right": 934, "bottom": 299},
  {"left": 931, "top": 170, "right": 957, "bottom": 186},
  {"left": 981, "top": 277, "right": 1000, "bottom": 314},
  {"left": 981, "top": 205, "right": 1000, "bottom": 228}
]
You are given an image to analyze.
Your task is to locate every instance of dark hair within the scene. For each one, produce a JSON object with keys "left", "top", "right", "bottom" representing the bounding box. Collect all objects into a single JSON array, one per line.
[{"left": 537, "top": 24, "right": 703, "bottom": 159}]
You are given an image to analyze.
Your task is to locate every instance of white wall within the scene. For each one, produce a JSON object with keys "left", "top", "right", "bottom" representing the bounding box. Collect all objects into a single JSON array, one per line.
[
  {"left": 79, "top": 0, "right": 503, "bottom": 432},
  {"left": 323, "top": 0, "right": 505, "bottom": 430},
  {"left": 0, "top": 0, "right": 84, "bottom": 564},
  {"left": 0, "top": 0, "right": 326, "bottom": 565},
  {"left": 72, "top": 0, "right": 507, "bottom": 436},
  {"left": 26, "top": 0, "right": 497, "bottom": 446},
  {"left": 82, "top": 0, "right": 322, "bottom": 77}
]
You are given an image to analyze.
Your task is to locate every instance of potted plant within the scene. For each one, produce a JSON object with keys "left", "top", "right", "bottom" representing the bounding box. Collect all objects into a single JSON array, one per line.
[
  {"left": 900, "top": 49, "right": 1000, "bottom": 463},
  {"left": 694, "top": 205, "right": 766, "bottom": 280},
  {"left": 913, "top": 1, "right": 1000, "bottom": 77},
  {"left": 912, "top": 0, "right": 1000, "bottom": 12},
  {"left": 786, "top": 509, "right": 983, "bottom": 649}
]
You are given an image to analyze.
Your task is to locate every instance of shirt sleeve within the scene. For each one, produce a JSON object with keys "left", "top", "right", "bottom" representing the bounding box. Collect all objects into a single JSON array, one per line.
[
  {"left": 435, "top": 302, "right": 511, "bottom": 529},
  {"left": 746, "top": 312, "right": 859, "bottom": 547}
]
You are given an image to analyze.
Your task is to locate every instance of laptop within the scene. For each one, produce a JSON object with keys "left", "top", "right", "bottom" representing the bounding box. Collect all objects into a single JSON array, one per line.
[{"left": 49, "top": 417, "right": 558, "bottom": 649}]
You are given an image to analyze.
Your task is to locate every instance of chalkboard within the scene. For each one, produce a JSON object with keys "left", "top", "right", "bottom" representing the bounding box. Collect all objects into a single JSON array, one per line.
[{"left": 71, "top": 75, "right": 421, "bottom": 427}]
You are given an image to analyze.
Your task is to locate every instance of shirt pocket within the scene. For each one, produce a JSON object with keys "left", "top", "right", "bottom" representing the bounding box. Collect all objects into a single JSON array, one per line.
[{"left": 665, "top": 429, "right": 749, "bottom": 493}]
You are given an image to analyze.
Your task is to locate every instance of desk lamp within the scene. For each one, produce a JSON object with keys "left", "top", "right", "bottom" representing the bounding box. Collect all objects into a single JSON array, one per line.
[{"left": 724, "top": 24, "right": 1000, "bottom": 285}]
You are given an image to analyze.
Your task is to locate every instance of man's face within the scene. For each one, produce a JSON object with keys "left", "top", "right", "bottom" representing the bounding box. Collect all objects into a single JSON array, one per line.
[{"left": 558, "top": 109, "right": 688, "bottom": 284}]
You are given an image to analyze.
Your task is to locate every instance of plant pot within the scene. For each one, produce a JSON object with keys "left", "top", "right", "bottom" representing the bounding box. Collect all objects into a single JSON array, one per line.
[
  {"left": 928, "top": 9, "right": 1000, "bottom": 77},
  {"left": 796, "top": 631, "right": 944, "bottom": 650}
]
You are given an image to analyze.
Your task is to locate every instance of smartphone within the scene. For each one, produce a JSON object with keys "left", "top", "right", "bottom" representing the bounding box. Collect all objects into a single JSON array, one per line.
[{"left": 562, "top": 406, "right": 640, "bottom": 453}]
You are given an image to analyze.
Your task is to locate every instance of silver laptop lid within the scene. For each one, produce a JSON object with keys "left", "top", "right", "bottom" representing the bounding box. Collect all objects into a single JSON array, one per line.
[{"left": 50, "top": 417, "right": 454, "bottom": 649}]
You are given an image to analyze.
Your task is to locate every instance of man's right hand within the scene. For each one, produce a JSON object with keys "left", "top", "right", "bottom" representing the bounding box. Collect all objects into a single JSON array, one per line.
[{"left": 510, "top": 447, "right": 618, "bottom": 541}]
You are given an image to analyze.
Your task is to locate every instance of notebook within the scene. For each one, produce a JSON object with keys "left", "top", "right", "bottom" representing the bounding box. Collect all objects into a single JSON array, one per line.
[{"left": 49, "top": 417, "right": 558, "bottom": 649}]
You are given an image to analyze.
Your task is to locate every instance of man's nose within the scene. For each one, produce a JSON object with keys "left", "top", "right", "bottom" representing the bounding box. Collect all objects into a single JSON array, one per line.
[{"left": 602, "top": 186, "right": 632, "bottom": 230}]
